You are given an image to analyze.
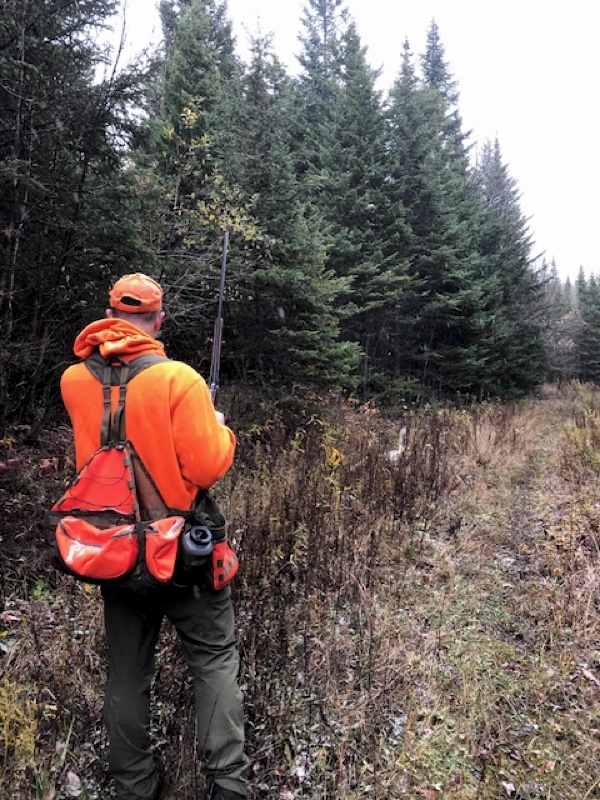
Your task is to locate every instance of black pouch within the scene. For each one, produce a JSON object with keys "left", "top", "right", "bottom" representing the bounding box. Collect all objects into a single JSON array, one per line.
[
  {"left": 190, "top": 490, "right": 226, "bottom": 539},
  {"left": 173, "top": 491, "right": 228, "bottom": 586}
]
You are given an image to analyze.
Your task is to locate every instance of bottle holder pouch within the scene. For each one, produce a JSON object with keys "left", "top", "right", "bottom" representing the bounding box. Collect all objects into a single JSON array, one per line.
[{"left": 207, "top": 539, "right": 239, "bottom": 591}]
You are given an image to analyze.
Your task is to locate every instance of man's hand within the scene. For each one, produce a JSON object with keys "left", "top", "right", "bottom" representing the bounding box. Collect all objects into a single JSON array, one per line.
[{"left": 215, "top": 411, "right": 225, "bottom": 425}]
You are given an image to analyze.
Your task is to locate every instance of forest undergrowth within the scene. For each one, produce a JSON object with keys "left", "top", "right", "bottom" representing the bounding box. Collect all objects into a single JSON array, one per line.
[{"left": 1, "top": 383, "right": 599, "bottom": 799}]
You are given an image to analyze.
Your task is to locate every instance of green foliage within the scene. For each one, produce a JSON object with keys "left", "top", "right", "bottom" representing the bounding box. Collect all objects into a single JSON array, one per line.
[
  {"left": 316, "top": 22, "right": 409, "bottom": 385},
  {"left": 131, "top": 1, "right": 260, "bottom": 372},
  {"left": 387, "top": 42, "right": 498, "bottom": 396},
  {"left": 294, "top": 0, "right": 348, "bottom": 177},
  {"left": 134, "top": 4, "right": 359, "bottom": 391},
  {"left": 576, "top": 271, "right": 600, "bottom": 383},
  {"left": 542, "top": 267, "right": 581, "bottom": 382},
  {"left": 0, "top": 0, "right": 149, "bottom": 431},
  {"left": 363, "top": 374, "right": 425, "bottom": 407},
  {"left": 473, "top": 139, "right": 547, "bottom": 395},
  {"left": 161, "top": 0, "right": 240, "bottom": 129},
  {"left": 224, "top": 35, "right": 360, "bottom": 390}
]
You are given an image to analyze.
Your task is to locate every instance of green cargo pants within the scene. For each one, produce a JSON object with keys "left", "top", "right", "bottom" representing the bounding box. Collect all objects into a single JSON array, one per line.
[{"left": 101, "top": 583, "right": 249, "bottom": 800}]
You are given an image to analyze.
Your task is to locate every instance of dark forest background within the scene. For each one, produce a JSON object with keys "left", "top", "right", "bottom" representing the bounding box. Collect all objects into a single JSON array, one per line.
[{"left": 0, "top": 0, "right": 596, "bottom": 435}]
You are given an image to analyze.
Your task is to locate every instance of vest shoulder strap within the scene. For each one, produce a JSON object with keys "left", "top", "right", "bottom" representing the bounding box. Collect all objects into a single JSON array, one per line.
[
  {"left": 83, "top": 352, "right": 170, "bottom": 447},
  {"left": 84, "top": 351, "right": 170, "bottom": 384}
]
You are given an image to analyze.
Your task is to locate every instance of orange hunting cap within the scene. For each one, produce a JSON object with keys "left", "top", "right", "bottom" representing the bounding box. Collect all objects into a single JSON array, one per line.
[{"left": 109, "top": 273, "right": 163, "bottom": 313}]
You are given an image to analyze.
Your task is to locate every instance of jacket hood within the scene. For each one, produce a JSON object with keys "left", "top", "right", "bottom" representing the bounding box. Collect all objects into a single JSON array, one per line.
[{"left": 73, "top": 318, "right": 166, "bottom": 361}]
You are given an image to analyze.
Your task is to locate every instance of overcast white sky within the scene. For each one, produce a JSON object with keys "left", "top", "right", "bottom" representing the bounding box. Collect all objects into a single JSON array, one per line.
[{"left": 116, "top": 0, "right": 599, "bottom": 281}]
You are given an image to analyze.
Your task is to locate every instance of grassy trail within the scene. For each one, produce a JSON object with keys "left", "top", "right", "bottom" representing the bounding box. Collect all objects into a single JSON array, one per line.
[{"left": 372, "top": 393, "right": 600, "bottom": 799}]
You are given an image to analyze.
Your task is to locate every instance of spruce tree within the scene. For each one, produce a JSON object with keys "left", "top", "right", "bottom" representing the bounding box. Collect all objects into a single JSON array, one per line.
[
  {"left": 386, "top": 35, "right": 496, "bottom": 395},
  {"left": 0, "top": 0, "right": 146, "bottom": 429},
  {"left": 292, "top": 0, "right": 348, "bottom": 183},
  {"left": 135, "top": 2, "right": 358, "bottom": 392},
  {"left": 226, "top": 34, "right": 360, "bottom": 390},
  {"left": 316, "top": 22, "right": 408, "bottom": 386},
  {"left": 153, "top": 0, "right": 243, "bottom": 200},
  {"left": 131, "top": 0, "right": 255, "bottom": 364},
  {"left": 540, "top": 263, "right": 580, "bottom": 382},
  {"left": 576, "top": 271, "right": 600, "bottom": 383},
  {"left": 473, "top": 138, "right": 547, "bottom": 394}
]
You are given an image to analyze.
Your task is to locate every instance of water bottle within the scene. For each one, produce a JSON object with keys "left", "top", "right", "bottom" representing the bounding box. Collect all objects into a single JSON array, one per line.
[{"left": 179, "top": 525, "right": 214, "bottom": 570}]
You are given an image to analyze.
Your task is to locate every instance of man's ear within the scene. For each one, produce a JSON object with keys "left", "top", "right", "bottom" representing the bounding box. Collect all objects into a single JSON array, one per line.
[{"left": 155, "top": 311, "right": 165, "bottom": 332}]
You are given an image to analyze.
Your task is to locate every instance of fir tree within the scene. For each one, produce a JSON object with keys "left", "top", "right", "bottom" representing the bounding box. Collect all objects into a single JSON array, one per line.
[
  {"left": 540, "top": 263, "right": 580, "bottom": 382},
  {"left": 292, "top": 0, "right": 349, "bottom": 182},
  {"left": 0, "top": 0, "right": 146, "bottom": 429},
  {"left": 473, "top": 139, "right": 547, "bottom": 394},
  {"left": 132, "top": 0, "right": 255, "bottom": 372},
  {"left": 231, "top": 34, "right": 360, "bottom": 390},
  {"left": 576, "top": 270, "right": 600, "bottom": 383},
  {"left": 420, "top": 20, "right": 459, "bottom": 105},
  {"left": 387, "top": 37, "right": 496, "bottom": 395},
  {"left": 319, "top": 22, "right": 409, "bottom": 386}
]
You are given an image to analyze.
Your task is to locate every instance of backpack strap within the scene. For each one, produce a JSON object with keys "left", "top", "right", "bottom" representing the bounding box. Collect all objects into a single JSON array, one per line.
[
  {"left": 84, "top": 352, "right": 170, "bottom": 447},
  {"left": 100, "top": 361, "right": 114, "bottom": 446},
  {"left": 85, "top": 351, "right": 169, "bottom": 384},
  {"left": 83, "top": 351, "right": 190, "bottom": 520},
  {"left": 110, "top": 359, "right": 129, "bottom": 446}
]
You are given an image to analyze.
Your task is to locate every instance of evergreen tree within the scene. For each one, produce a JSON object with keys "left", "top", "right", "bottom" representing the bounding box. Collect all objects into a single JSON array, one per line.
[
  {"left": 135, "top": 2, "right": 358, "bottom": 392},
  {"left": 292, "top": 0, "right": 349, "bottom": 182},
  {"left": 576, "top": 270, "right": 600, "bottom": 383},
  {"left": 160, "top": 0, "right": 239, "bottom": 122},
  {"left": 387, "top": 37, "right": 496, "bottom": 395},
  {"left": 0, "top": 0, "right": 147, "bottom": 430},
  {"left": 420, "top": 20, "right": 458, "bottom": 102},
  {"left": 473, "top": 138, "right": 547, "bottom": 393},
  {"left": 318, "top": 22, "right": 409, "bottom": 386},
  {"left": 420, "top": 20, "right": 468, "bottom": 158},
  {"left": 154, "top": 0, "right": 243, "bottom": 199},
  {"left": 226, "top": 34, "right": 360, "bottom": 389},
  {"left": 540, "top": 263, "right": 580, "bottom": 382},
  {"left": 131, "top": 0, "right": 254, "bottom": 373}
]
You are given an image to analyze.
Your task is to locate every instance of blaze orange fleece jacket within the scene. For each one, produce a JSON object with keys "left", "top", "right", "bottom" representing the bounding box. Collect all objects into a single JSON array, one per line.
[{"left": 60, "top": 318, "right": 236, "bottom": 512}]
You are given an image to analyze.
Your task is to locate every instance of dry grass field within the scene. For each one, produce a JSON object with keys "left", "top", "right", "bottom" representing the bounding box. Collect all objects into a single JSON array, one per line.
[{"left": 1, "top": 383, "right": 599, "bottom": 799}]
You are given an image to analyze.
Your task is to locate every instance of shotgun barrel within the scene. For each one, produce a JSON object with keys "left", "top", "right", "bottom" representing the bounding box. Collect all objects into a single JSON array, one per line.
[{"left": 208, "top": 230, "right": 229, "bottom": 403}]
